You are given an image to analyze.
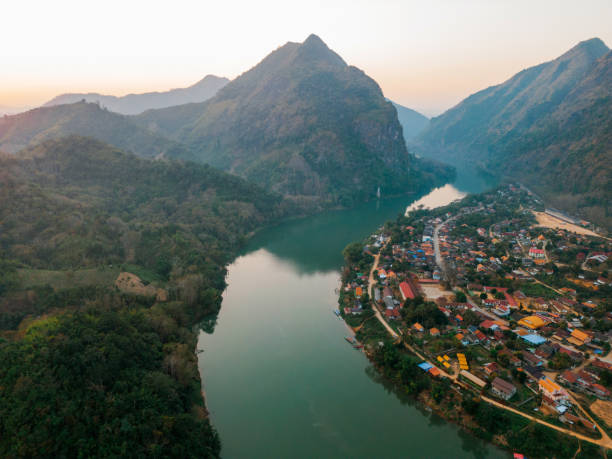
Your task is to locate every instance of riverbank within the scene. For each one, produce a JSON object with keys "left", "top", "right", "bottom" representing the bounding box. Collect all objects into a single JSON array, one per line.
[
  {"left": 338, "top": 184, "right": 612, "bottom": 458},
  {"left": 197, "top": 171, "right": 509, "bottom": 458}
]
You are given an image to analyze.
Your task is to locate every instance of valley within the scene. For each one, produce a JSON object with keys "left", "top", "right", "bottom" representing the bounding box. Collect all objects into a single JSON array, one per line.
[{"left": 0, "top": 22, "right": 610, "bottom": 459}]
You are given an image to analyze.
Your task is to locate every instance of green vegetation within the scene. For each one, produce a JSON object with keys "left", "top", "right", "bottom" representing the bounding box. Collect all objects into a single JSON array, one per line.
[
  {"left": 0, "top": 306, "right": 220, "bottom": 457},
  {"left": 462, "top": 396, "right": 601, "bottom": 458},
  {"left": 0, "top": 101, "right": 193, "bottom": 159},
  {"left": 136, "top": 34, "right": 454, "bottom": 205},
  {"left": 416, "top": 38, "right": 612, "bottom": 230},
  {"left": 0, "top": 135, "right": 296, "bottom": 456}
]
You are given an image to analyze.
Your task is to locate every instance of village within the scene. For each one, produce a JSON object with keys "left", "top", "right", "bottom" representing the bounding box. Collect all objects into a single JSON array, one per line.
[{"left": 338, "top": 184, "right": 612, "bottom": 451}]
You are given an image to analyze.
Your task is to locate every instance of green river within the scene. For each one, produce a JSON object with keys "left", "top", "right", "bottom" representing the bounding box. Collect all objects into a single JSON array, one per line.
[{"left": 197, "top": 167, "right": 508, "bottom": 458}]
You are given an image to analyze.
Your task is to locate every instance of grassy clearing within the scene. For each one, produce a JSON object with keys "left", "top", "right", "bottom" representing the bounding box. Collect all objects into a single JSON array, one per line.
[
  {"left": 120, "top": 264, "right": 164, "bottom": 285},
  {"left": 18, "top": 267, "right": 119, "bottom": 290}
]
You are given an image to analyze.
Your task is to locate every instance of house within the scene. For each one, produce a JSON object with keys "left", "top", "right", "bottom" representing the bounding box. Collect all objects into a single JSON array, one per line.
[
  {"left": 474, "top": 330, "right": 487, "bottom": 343},
  {"left": 592, "top": 359, "right": 612, "bottom": 372},
  {"left": 591, "top": 384, "right": 611, "bottom": 400},
  {"left": 532, "top": 297, "right": 549, "bottom": 310},
  {"left": 374, "top": 288, "right": 381, "bottom": 302},
  {"left": 491, "top": 377, "right": 517, "bottom": 400},
  {"left": 558, "top": 346, "right": 583, "bottom": 364},
  {"left": 399, "top": 281, "right": 417, "bottom": 301},
  {"left": 529, "top": 247, "right": 545, "bottom": 259},
  {"left": 483, "top": 362, "right": 500, "bottom": 376},
  {"left": 413, "top": 322, "right": 425, "bottom": 333},
  {"left": 570, "top": 329, "right": 591, "bottom": 345},
  {"left": 384, "top": 308, "right": 401, "bottom": 320},
  {"left": 383, "top": 286, "right": 393, "bottom": 298},
  {"left": 576, "top": 370, "right": 595, "bottom": 388},
  {"left": 429, "top": 327, "right": 440, "bottom": 337},
  {"left": 504, "top": 293, "right": 518, "bottom": 308},
  {"left": 355, "top": 286, "right": 363, "bottom": 298},
  {"left": 480, "top": 319, "right": 499, "bottom": 331},
  {"left": 459, "top": 370, "right": 486, "bottom": 389},
  {"left": 493, "top": 303, "right": 510, "bottom": 317},
  {"left": 383, "top": 297, "right": 395, "bottom": 310},
  {"left": 539, "top": 377, "right": 569, "bottom": 404},
  {"left": 499, "top": 349, "right": 521, "bottom": 367},
  {"left": 521, "top": 334, "right": 547, "bottom": 346},
  {"left": 559, "top": 370, "right": 578, "bottom": 387},
  {"left": 522, "top": 351, "right": 543, "bottom": 367},
  {"left": 535, "top": 344, "right": 554, "bottom": 360}
]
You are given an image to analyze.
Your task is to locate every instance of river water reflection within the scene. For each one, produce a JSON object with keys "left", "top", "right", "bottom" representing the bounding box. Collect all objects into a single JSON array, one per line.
[{"left": 197, "top": 166, "right": 506, "bottom": 458}]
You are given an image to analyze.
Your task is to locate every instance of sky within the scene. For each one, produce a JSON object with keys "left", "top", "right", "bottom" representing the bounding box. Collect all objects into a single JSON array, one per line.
[{"left": 2, "top": 0, "right": 611, "bottom": 116}]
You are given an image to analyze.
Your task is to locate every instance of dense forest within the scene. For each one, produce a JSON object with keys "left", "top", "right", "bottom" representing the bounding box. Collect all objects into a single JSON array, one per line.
[{"left": 0, "top": 136, "right": 294, "bottom": 457}]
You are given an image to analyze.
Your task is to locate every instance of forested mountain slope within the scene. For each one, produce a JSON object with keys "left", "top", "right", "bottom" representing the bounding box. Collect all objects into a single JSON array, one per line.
[
  {"left": 136, "top": 34, "right": 452, "bottom": 205},
  {"left": 0, "top": 136, "right": 292, "bottom": 457},
  {"left": 0, "top": 102, "right": 193, "bottom": 159},
  {"left": 415, "top": 38, "right": 612, "bottom": 229}
]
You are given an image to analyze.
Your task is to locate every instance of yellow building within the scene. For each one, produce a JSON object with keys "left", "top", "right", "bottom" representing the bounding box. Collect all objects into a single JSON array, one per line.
[
  {"left": 517, "top": 315, "right": 546, "bottom": 330},
  {"left": 570, "top": 328, "right": 590, "bottom": 345}
]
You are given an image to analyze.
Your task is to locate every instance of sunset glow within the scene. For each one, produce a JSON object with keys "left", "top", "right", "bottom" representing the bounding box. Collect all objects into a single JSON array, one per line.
[{"left": 2, "top": 0, "right": 611, "bottom": 115}]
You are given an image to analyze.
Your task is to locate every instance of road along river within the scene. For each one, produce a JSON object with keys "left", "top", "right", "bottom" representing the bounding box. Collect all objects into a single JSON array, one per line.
[{"left": 197, "top": 166, "right": 506, "bottom": 458}]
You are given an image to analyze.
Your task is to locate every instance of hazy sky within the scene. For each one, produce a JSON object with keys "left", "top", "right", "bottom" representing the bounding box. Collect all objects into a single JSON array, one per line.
[{"left": 2, "top": 0, "right": 611, "bottom": 116}]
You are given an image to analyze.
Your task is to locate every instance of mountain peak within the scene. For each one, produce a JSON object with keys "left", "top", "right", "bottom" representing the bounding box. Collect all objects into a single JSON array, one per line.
[
  {"left": 303, "top": 33, "right": 325, "bottom": 46},
  {"left": 191, "top": 74, "right": 230, "bottom": 89},
  {"left": 561, "top": 37, "right": 609, "bottom": 62},
  {"left": 297, "top": 33, "right": 345, "bottom": 67}
]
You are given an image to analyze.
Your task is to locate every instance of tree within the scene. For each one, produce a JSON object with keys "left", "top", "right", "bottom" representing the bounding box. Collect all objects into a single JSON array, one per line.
[
  {"left": 455, "top": 291, "right": 467, "bottom": 303},
  {"left": 342, "top": 242, "right": 364, "bottom": 265}
]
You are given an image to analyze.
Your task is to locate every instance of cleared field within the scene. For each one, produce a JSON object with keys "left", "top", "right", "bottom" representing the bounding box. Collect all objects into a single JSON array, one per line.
[
  {"left": 420, "top": 284, "right": 453, "bottom": 300},
  {"left": 532, "top": 211, "right": 606, "bottom": 238},
  {"left": 591, "top": 399, "right": 612, "bottom": 428},
  {"left": 18, "top": 268, "right": 120, "bottom": 290}
]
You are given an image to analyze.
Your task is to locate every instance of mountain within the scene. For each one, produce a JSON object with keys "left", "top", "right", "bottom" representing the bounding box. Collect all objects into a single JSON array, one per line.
[
  {"left": 0, "top": 101, "right": 192, "bottom": 159},
  {"left": 415, "top": 38, "right": 612, "bottom": 229},
  {"left": 0, "top": 135, "right": 291, "bottom": 456},
  {"left": 391, "top": 101, "right": 429, "bottom": 142},
  {"left": 44, "top": 75, "right": 229, "bottom": 115},
  {"left": 136, "top": 34, "right": 452, "bottom": 205}
]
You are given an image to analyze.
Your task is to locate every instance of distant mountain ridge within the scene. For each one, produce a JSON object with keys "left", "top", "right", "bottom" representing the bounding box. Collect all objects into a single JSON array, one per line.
[
  {"left": 135, "top": 34, "right": 451, "bottom": 205},
  {"left": 44, "top": 75, "right": 229, "bottom": 115},
  {"left": 415, "top": 37, "right": 612, "bottom": 229},
  {"left": 390, "top": 101, "right": 429, "bottom": 142},
  {"left": 0, "top": 101, "right": 193, "bottom": 159}
]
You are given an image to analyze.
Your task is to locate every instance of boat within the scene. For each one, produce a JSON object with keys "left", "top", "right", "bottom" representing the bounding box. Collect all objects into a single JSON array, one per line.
[
  {"left": 333, "top": 309, "right": 343, "bottom": 320},
  {"left": 345, "top": 336, "right": 356, "bottom": 345},
  {"left": 353, "top": 344, "right": 364, "bottom": 349}
]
